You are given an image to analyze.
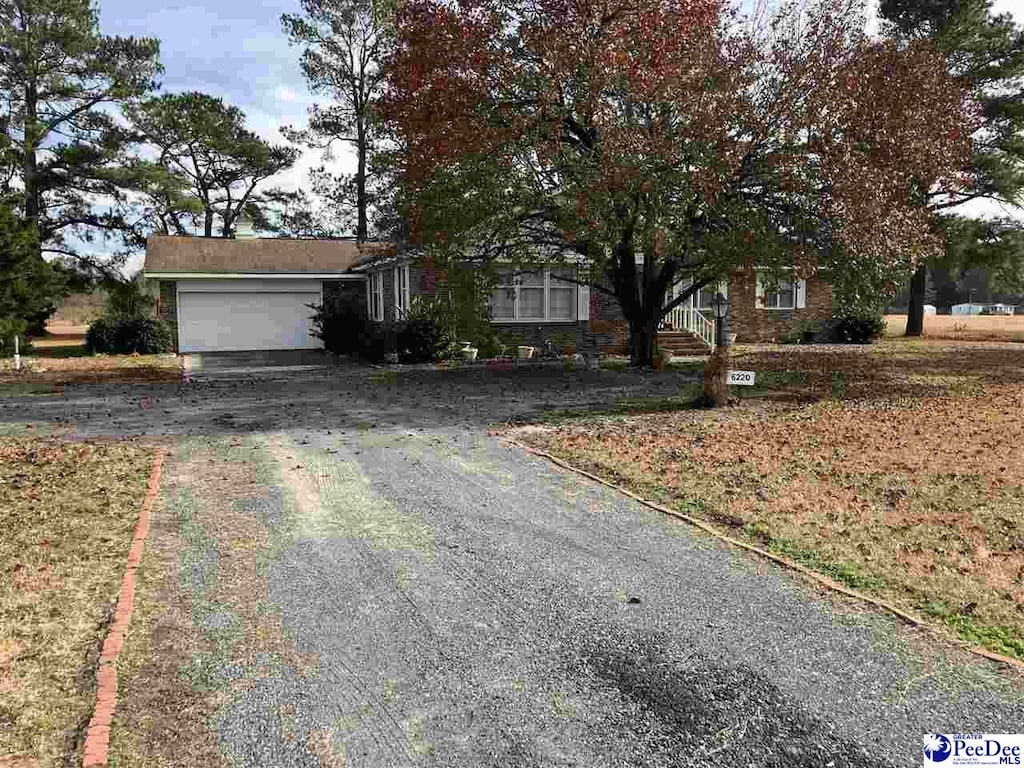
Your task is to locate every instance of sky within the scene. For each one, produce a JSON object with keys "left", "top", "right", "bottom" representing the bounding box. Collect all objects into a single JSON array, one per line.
[
  {"left": 98, "top": 0, "right": 334, "bottom": 196},
  {"left": 96, "top": 0, "right": 1024, "bottom": 259}
]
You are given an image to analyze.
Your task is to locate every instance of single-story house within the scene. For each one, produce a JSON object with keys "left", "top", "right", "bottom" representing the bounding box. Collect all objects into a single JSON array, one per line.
[
  {"left": 144, "top": 234, "right": 834, "bottom": 353},
  {"left": 354, "top": 251, "right": 834, "bottom": 352}
]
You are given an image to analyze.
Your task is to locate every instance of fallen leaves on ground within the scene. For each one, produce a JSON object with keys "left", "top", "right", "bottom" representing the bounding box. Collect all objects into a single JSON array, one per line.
[
  {"left": 0, "top": 437, "right": 153, "bottom": 765},
  {"left": 0, "top": 354, "right": 181, "bottom": 387},
  {"left": 519, "top": 342, "right": 1024, "bottom": 659}
]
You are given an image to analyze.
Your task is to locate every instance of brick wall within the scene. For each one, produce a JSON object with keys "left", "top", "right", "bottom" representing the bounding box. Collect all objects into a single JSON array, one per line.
[
  {"left": 156, "top": 280, "right": 178, "bottom": 351},
  {"left": 727, "top": 269, "right": 833, "bottom": 342},
  {"left": 492, "top": 322, "right": 587, "bottom": 355}
]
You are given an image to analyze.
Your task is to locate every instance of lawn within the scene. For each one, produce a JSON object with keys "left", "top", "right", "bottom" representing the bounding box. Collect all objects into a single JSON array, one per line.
[
  {"left": 0, "top": 353, "right": 181, "bottom": 394},
  {"left": 0, "top": 436, "right": 155, "bottom": 766},
  {"left": 884, "top": 313, "right": 1024, "bottom": 342},
  {"left": 515, "top": 341, "right": 1024, "bottom": 659}
]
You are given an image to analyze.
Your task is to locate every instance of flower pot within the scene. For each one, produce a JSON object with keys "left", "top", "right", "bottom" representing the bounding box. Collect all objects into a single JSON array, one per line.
[
  {"left": 461, "top": 347, "right": 479, "bottom": 362},
  {"left": 517, "top": 345, "right": 535, "bottom": 360}
]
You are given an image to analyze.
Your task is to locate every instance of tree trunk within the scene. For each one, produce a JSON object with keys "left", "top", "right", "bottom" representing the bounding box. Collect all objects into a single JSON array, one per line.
[
  {"left": 906, "top": 264, "right": 927, "bottom": 336},
  {"left": 204, "top": 209, "right": 214, "bottom": 238},
  {"left": 23, "top": 81, "right": 40, "bottom": 237},
  {"left": 702, "top": 348, "right": 729, "bottom": 407},
  {"left": 356, "top": 119, "right": 368, "bottom": 242},
  {"left": 628, "top": 313, "right": 657, "bottom": 368}
]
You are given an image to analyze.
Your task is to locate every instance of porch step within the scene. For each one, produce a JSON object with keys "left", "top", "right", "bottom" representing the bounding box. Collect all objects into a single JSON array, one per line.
[{"left": 657, "top": 331, "right": 711, "bottom": 356}]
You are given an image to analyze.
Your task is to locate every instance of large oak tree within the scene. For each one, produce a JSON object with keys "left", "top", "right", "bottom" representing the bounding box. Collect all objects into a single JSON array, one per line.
[{"left": 381, "top": 0, "right": 974, "bottom": 365}]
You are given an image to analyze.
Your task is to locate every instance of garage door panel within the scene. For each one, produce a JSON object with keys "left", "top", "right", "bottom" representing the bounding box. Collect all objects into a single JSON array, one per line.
[{"left": 178, "top": 291, "right": 322, "bottom": 352}]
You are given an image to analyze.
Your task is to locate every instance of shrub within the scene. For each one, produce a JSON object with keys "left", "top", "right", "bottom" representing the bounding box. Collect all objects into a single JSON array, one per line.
[
  {"left": 817, "top": 314, "right": 886, "bottom": 344},
  {"left": 396, "top": 316, "right": 447, "bottom": 363},
  {"left": 310, "top": 297, "right": 401, "bottom": 363},
  {"left": 779, "top": 319, "right": 821, "bottom": 345},
  {"left": 86, "top": 316, "right": 173, "bottom": 354},
  {"left": 310, "top": 296, "right": 369, "bottom": 356},
  {"left": 0, "top": 316, "right": 31, "bottom": 358}
]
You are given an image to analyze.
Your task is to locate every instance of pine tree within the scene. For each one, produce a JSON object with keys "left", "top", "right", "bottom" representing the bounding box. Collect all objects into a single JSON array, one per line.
[
  {"left": 282, "top": 0, "right": 393, "bottom": 241},
  {"left": 127, "top": 92, "right": 299, "bottom": 237},
  {"left": 880, "top": 0, "right": 1024, "bottom": 333},
  {"left": 0, "top": 0, "right": 161, "bottom": 273}
]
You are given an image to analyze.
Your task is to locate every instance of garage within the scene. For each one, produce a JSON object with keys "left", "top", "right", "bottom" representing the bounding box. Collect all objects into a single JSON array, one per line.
[
  {"left": 176, "top": 279, "right": 323, "bottom": 353},
  {"left": 144, "top": 234, "right": 367, "bottom": 353}
]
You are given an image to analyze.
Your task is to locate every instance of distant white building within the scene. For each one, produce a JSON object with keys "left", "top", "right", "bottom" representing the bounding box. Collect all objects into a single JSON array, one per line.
[
  {"left": 951, "top": 302, "right": 1016, "bottom": 316},
  {"left": 987, "top": 303, "right": 1016, "bottom": 315},
  {"left": 923, "top": 304, "right": 937, "bottom": 315},
  {"left": 951, "top": 303, "right": 983, "bottom": 315}
]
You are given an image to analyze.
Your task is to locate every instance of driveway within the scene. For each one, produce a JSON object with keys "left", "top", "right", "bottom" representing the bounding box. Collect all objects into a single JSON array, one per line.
[{"left": 3, "top": 360, "right": 1021, "bottom": 766}]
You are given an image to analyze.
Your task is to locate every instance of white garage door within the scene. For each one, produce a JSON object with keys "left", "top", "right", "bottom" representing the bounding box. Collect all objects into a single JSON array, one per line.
[{"left": 178, "top": 289, "right": 322, "bottom": 353}]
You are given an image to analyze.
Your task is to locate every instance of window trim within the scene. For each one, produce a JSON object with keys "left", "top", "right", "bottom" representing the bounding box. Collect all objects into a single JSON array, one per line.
[
  {"left": 489, "top": 267, "right": 579, "bottom": 323},
  {"left": 368, "top": 271, "right": 384, "bottom": 322},
  {"left": 393, "top": 265, "right": 410, "bottom": 320},
  {"left": 755, "top": 271, "right": 806, "bottom": 311}
]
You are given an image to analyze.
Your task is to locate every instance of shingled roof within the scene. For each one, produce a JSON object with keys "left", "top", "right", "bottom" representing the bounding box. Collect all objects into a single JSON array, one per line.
[{"left": 144, "top": 235, "right": 394, "bottom": 275}]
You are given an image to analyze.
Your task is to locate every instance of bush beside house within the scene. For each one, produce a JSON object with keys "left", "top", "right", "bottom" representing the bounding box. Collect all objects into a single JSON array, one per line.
[{"left": 86, "top": 281, "right": 174, "bottom": 355}]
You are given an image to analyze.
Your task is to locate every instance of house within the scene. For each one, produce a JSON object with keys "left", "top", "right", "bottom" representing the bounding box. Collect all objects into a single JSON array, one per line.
[
  {"left": 951, "top": 302, "right": 984, "bottom": 316},
  {"left": 355, "top": 251, "right": 835, "bottom": 351},
  {"left": 144, "top": 233, "right": 835, "bottom": 353}
]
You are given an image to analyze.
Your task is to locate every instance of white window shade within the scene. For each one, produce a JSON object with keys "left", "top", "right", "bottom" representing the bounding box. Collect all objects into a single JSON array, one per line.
[
  {"left": 549, "top": 269, "right": 576, "bottom": 320},
  {"left": 487, "top": 267, "right": 580, "bottom": 322}
]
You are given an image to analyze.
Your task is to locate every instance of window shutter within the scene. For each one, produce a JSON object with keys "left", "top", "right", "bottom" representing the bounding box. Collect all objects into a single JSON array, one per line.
[
  {"left": 366, "top": 276, "right": 372, "bottom": 318},
  {"left": 796, "top": 278, "right": 807, "bottom": 309},
  {"left": 578, "top": 284, "right": 590, "bottom": 321},
  {"left": 754, "top": 273, "right": 765, "bottom": 309}
]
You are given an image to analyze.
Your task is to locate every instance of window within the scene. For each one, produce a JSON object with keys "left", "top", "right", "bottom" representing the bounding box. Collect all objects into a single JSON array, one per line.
[
  {"left": 549, "top": 268, "right": 576, "bottom": 320},
  {"left": 489, "top": 267, "right": 578, "bottom": 322},
  {"left": 393, "top": 265, "right": 410, "bottom": 320},
  {"left": 756, "top": 272, "right": 806, "bottom": 310},
  {"left": 368, "top": 271, "right": 384, "bottom": 321},
  {"left": 764, "top": 278, "right": 795, "bottom": 309}
]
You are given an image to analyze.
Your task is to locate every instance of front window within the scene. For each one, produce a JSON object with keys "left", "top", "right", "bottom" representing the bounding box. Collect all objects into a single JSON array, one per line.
[
  {"left": 393, "top": 265, "right": 410, "bottom": 320},
  {"left": 762, "top": 278, "right": 796, "bottom": 310},
  {"left": 489, "top": 267, "right": 578, "bottom": 322}
]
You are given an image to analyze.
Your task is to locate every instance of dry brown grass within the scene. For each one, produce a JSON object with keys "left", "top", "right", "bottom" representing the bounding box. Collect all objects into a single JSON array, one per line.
[
  {"left": 518, "top": 341, "right": 1024, "bottom": 659},
  {"left": 0, "top": 353, "right": 180, "bottom": 389},
  {"left": 884, "top": 313, "right": 1024, "bottom": 341},
  {"left": 0, "top": 438, "right": 154, "bottom": 766}
]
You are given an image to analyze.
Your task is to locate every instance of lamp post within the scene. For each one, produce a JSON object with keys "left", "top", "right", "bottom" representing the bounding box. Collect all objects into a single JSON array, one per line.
[
  {"left": 704, "top": 291, "right": 731, "bottom": 407},
  {"left": 710, "top": 291, "right": 730, "bottom": 350}
]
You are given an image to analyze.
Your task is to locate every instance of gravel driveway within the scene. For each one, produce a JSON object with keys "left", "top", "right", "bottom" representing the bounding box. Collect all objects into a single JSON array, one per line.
[{"left": 4, "top": 357, "right": 1021, "bottom": 766}]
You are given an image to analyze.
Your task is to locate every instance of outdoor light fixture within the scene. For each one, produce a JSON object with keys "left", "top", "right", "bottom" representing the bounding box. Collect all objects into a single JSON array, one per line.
[
  {"left": 710, "top": 291, "right": 730, "bottom": 321},
  {"left": 710, "top": 291, "right": 730, "bottom": 350}
]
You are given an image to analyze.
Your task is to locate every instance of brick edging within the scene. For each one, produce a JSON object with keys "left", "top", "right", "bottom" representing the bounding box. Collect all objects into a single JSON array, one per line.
[{"left": 81, "top": 447, "right": 168, "bottom": 767}]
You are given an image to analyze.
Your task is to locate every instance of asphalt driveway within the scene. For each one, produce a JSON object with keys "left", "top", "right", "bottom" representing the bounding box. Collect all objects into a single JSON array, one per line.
[{"left": 4, "top": 359, "right": 1021, "bottom": 766}]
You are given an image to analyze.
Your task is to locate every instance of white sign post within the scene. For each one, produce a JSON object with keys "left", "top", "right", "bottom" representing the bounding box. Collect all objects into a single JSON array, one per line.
[
  {"left": 13, "top": 334, "right": 20, "bottom": 372},
  {"left": 727, "top": 369, "right": 755, "bottom": 386}
]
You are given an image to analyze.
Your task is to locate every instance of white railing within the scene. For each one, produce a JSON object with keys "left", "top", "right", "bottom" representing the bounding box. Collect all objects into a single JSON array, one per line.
[{"left": 661, "top": 306, "right": 716, "bottom": 350}]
